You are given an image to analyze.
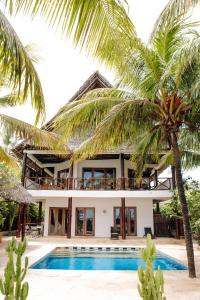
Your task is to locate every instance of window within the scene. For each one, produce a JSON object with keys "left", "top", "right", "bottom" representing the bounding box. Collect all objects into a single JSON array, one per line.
[{"left": 82, "top": 168, "right": 116, "bottom": 190}]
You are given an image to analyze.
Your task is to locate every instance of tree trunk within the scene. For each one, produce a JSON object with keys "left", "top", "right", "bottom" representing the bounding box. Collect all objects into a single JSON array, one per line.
[{"left": 170, "top": 131, "right": 196, "bottom": 278}]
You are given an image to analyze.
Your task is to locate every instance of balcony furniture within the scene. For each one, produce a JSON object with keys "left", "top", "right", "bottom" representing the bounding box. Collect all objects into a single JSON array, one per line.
[
  {"left": 143, "top": 227, "right": 156, "bottom": 239},
  {"left": 111, "top": 226, "right": 119, "bottom": 240}
]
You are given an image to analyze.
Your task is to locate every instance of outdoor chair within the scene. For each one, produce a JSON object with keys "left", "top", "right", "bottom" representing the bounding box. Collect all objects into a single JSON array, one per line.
[
  {"left": 110, "top": 226, "right": 119, "bottom": 240},
  {"left": 143, "top": 227, "right": 156, "bottom": 239}
]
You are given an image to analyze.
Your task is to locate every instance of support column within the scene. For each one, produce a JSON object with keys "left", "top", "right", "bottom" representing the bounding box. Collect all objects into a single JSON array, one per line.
[
  {"left": 16, "top": 203, "right": 22, "bottom": 238},
  {"left": 120, "top": 153, "right": 126, "bottom": 239},
  {"left": 67, "top": 197, "right": 72, "bottom": 238},
  {"left": 156, "top": 202, "right": 160, "bottom": 213},
  {"left": 21, "top": 204, "right": 27, "bottom": 241},
  {"left": 21, "top": 152, "right": 27, "bottom": 187},
  {"left": 38, "top": 201, "right": 43, "bottom": 224},
  {"left": 121, "top": 198, "right": 126, "bottom": 240}
]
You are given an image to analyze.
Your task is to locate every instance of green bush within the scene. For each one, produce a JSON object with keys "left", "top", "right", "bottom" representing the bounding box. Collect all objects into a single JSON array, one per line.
[{"left": 138, "top": 234, "right": 166, "bottom": 300}]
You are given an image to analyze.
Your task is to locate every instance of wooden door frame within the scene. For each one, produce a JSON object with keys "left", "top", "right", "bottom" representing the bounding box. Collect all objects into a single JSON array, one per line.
[
  {"left": 113, "top": 206, "right": 137, "bottom": 236},
  {"left": 48, "top": 207, "right": 68, "bottom": 236},
  {"left": 75, "top": 207, "right": 95, "bottom": 236}
]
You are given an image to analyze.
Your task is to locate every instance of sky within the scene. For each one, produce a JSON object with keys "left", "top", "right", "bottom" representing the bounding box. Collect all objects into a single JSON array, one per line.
[{"left": 0, "top": 0, "right": 200, "bottom": 180}]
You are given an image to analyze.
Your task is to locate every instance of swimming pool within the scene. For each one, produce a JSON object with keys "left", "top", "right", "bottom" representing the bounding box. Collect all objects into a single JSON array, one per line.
[{"left": 31, "top": 247, "right": 187, "bottom": 271}]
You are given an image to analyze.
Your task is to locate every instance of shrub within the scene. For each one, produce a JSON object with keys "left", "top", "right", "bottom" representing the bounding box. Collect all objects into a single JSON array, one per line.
[{"left": 138, "top": 234, "right": 166, "bottom": 300}]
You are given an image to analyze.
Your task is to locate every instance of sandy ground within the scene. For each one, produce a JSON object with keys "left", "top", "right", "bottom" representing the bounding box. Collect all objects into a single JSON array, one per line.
[{"left": 0, "top": 237, "right": 200, "bottom": 300}]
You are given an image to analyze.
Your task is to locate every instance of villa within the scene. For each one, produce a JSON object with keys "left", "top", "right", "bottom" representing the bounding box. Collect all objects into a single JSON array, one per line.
[{"left": 13, "top": 72, "right": 175, "bottom": 239}]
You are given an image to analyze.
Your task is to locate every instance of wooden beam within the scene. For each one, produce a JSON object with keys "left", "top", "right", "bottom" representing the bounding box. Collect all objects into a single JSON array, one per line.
[
  {"left": 121, "top": 198, "right": 126, "bottom": 240},
  {"left": 21, "top": 153, "right": 27, "bottom": 186},
  {"left": 21, "top": 204, "right": 27, "bottom": 241},
  {"left": 67, "top": 197, "right": 72, "bottom": 238},
  {"left": 16, "top": 203, "right": 22, "bottom": 238},
  {"left": 38, "top": 202, "right": 43, "bottom": 224}
]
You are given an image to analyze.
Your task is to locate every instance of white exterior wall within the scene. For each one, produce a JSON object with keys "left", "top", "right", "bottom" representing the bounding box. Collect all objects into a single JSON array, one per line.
[{"left": 43, "top": 197, "right": 153, "bottom": 238}]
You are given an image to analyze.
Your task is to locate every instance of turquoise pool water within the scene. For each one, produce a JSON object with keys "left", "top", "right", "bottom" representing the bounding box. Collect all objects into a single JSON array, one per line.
[{"left": 31, "top": 248, "right": 187, "bottom": 271}]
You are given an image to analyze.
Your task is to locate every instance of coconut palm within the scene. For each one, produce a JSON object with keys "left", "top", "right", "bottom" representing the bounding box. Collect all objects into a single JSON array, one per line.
[{"left": 52, "top": 17, "right": 200, "bottom": 278}]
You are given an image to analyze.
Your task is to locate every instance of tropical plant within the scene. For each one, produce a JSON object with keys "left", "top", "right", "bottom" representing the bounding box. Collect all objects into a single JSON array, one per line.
[
  {"left": 161, "top": 178, "right": 200, "bottom": 245},
  {"left": 3, "top": 0, "right": 135, "bottom": 57},
  {"left": 138, "top": 234, "right": 166, "bottom": 300},
  {"left": 0, "top": 238, "right": 29, "bottom": 300},
  {"left": 51, "top": 16, "right": 200, "bottom": 277},
  {"left": 153, "top": 0, "right": 200, "bottom": 37},
  {"left": 0, "top": 12, "right": 70, "bottom": 166}
]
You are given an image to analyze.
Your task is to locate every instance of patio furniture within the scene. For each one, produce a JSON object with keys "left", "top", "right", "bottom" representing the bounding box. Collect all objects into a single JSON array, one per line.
[
  {"left": 110, "top": 226, "right": 119, "bottom": 240},
  {"left": 143, "top": 227, "right": 156, "bottom": 239}
]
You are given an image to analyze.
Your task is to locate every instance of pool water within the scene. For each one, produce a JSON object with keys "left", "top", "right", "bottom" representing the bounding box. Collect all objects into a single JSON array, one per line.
[{"left": 31, "top": 248, "right": 187, "bottom": 271}]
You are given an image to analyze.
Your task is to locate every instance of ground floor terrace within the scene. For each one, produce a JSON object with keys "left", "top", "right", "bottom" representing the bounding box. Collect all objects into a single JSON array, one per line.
[
  {"left": 0, "top": 237, "right": 199, "bottom": 300},
  {"left": 27, "top": 189, "right": 172, "bottom": 240}
]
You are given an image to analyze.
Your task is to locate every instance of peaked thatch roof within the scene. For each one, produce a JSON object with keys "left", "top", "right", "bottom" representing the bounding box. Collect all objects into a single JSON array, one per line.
[
  {"left": 0, "top": 174, "right": 34, "bottom": 204},
  {"left": 13, "top": 71, "right": 116, "bottom": 159},
  {"left": 68, "top": 71, "right": 112, "bottom": 102}
]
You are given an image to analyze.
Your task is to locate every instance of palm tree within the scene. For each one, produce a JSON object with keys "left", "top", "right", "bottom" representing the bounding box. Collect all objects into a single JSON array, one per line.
[
  {"left": 0, "top": 12, "right": 70, "bottom": 165},
  {"left": 52, "top": 17, "right": 200, "bottom": 278}
]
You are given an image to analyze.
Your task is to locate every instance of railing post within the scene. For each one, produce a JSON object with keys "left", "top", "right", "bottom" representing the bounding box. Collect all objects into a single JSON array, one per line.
[
  {"left": 69, "top": 163, "right": 74, "bottom": 190},
  {"left": 154, "top": 170, "right": 158, "bottom": 188},
  {"left": 120, "top": 153, "right": 125, "bottom": 189},
  {"left": 21, "top": 152, "right": 27, "bottom": 187}
]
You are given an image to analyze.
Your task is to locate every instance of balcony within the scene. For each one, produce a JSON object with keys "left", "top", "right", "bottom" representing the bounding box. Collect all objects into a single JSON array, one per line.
[{"left": 25, "top": 177, "right": 172, "bottom": 191}]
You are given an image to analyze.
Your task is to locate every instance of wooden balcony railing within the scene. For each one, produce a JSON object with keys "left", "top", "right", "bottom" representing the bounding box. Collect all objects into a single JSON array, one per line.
[{"left": 25, "top": 176, "right": 172, "bottom": 191}]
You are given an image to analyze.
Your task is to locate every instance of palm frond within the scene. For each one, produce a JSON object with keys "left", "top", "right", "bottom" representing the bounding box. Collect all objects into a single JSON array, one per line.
[
  {"left": 0, "top": 114, "right": 70, "bottom": 152},
  {"left": 151, "top": 0, "right": 200, "bottom": 39},
  {"left": 181, "top": 150, "right": 200, "bottom": 169},
  {"left": 72, "top": 99, "right": 157, "bottom": 161},
  {"left": 0, "top": 146, "right": 18, "bottom": 168},
  {"left": 0, "top": 10, "right": 45, "bottom": 123},
  {"left": 53, "top": 91, "right": 129, "bottom": 139},
  {"left": 4, "top": 0, "right": 135, "bottom": 57},
  {"left": 130, "top": 127, "right": 163, "bottom": 176}
]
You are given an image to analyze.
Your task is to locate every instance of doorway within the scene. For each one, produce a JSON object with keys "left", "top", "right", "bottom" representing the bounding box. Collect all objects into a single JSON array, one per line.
[
  {"left": 49, "top": 207, "right": 68, "bottom": 235},
  {"left": 114, "top": 207, "right": 137, "bottom": 235},
  {"left": 75, "top": 208, "right": 95, "bottom": 236}
]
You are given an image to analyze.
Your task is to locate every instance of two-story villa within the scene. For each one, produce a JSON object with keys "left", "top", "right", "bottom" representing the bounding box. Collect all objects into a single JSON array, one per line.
[{"left": 14, "top": 72, "right": 174, "bottom": 239}]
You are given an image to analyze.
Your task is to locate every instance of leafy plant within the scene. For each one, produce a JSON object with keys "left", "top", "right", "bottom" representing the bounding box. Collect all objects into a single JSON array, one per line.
[
  {"left": 138, "top": 234, "right": 166, "bottom": 300},
  {"left": 0, "top": 238, "right": 29, "bottom": 300}
]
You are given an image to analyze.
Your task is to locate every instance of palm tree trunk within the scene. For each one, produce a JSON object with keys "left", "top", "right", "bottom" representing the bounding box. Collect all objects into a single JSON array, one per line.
[{"left": 170, "top": 131, "right": 196, "bottom": 278}]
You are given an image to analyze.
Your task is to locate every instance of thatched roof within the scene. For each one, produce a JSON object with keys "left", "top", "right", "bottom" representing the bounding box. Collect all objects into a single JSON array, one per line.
[
  {"left": 0, "top": 175, "right": 35, "bottom": 204},
  {"left": 13, "top": 71, "right": 137, "bottom": 162}
]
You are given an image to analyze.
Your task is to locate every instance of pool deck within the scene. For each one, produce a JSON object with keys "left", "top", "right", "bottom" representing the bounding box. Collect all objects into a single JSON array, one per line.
[{"left": 0, "top": 237, "right": 200, "bottom": 300}]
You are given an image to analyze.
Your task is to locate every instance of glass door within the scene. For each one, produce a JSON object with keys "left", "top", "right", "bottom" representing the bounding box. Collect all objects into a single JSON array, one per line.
[
  {"left": 76, "top": 208, "right": 95, "bottom": 236},
  {"left": 114, "top": 207, "right": 137, "bottom": 235},
  {"left": 49, "top": 208, "right": 68, "bottom": 235}
]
